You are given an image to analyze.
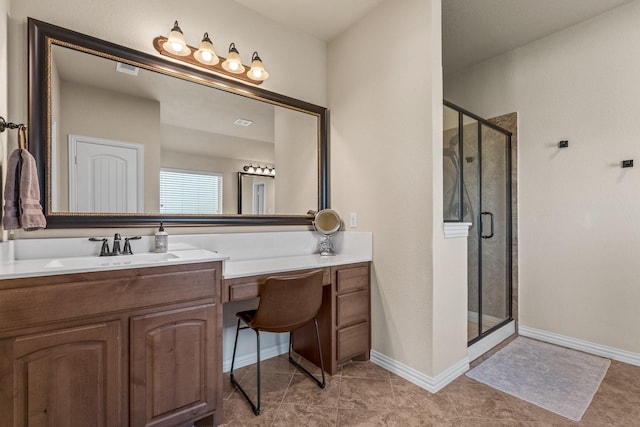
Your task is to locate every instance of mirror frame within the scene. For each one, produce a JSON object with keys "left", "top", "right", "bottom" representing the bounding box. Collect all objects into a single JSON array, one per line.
[{"left": 28, "top": 18, "right": 329, "bottom": 228}]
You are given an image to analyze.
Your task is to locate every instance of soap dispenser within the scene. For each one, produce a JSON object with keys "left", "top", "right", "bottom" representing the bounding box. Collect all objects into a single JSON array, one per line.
[{"left": 155, "top": 222, "right": 168, "bottom": 253}]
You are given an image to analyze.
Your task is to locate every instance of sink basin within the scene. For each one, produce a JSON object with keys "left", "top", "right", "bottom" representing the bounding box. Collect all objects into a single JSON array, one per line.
[{"left": 44, "top": 252, "right": 179, "bottom": 269}]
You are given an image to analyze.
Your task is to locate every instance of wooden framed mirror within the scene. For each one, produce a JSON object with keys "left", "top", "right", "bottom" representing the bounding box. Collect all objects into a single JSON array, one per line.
[{"left": 28, "top": 18, "right": 328, "bottom": 228}]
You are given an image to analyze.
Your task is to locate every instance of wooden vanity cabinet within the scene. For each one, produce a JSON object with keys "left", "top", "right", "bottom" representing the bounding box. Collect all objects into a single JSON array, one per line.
[
  {"left": 284, "top": 262, "right": 371, "bottom": 375},
  {"left": 334, "top": 263, "right": 371, "bottom": 364},
  {"left": 0, "top": 261, "right": 223, "bottom": 427}
]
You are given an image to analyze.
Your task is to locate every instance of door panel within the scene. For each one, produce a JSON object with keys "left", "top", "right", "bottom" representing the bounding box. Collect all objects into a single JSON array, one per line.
[
  {"left": 69, "top": 135, "right": 143, "bottom": 213},
  {"left": 480, "top": 126, "right": 510, "bottom": 333},
  {"left": 13, "top": 322, "right": 121, "bottom": 427},
  {"left": 130, "top": 304, "right": 217, "bottom": 427}
]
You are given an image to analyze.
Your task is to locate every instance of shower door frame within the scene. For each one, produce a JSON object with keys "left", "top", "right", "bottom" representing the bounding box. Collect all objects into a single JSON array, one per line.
[{"left": 443, "top": 100, "right": 513, "bottom": 346}]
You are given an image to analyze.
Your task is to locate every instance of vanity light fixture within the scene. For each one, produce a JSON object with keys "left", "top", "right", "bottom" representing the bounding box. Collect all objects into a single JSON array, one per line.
[
  {"left": 194, "top": 32, "right": 219, "bottom": 65},
  {"left": 243, "top": 164, "right": 275, "bottom": 176},
  {"left": 248, "top": 52, "right": 269, "bottom": 81},
  {"left": 162, "top": 21, "right": 189, "bottom": 56},
  {"left": 154, "top": 21, "right": 269, "bottom": 85},
  {"left": 222, "top": 43, "right": 245, "bottom": 74}
]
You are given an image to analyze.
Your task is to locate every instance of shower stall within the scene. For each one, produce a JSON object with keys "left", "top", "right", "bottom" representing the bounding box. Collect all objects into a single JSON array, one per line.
[{"left": 443, "top": 100, "right": 513, "bottom": 345}]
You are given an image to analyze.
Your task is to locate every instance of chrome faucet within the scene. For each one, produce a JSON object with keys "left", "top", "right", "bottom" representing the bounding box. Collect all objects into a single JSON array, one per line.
[
  {"left": 123, "top": 236, "right": 142, "bottom": 255},
  {"left": 89, "top": 237, "right": 110, "bottom": 256},
  {"left": 111, "top": 233, "right": 122, "bottom": 255},
  {"left": 89, "top": 234, "right": 142, "bottom": 256}
]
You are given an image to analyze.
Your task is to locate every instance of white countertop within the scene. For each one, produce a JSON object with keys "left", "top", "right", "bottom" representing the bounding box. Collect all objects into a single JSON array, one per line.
[
  {"left": 223, "top": 253, "right": 372, "bottom": 279},
  {"left": 0, "top": 249, "right": 228, "bottom": 280},
  {"left": 0, "top": 231, "right": 373, "bottom": 281}
]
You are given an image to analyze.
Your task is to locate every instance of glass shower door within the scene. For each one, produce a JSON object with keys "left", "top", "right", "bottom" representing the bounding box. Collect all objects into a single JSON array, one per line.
[
  {"left": 478, "top": 126, "right": 511, "bottom": 336},
  {"left": 443, "top": 100, "right": 512, "bottom": 345}
]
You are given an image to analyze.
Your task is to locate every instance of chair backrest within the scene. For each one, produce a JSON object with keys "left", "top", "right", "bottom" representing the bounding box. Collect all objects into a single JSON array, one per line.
[{"left": 250, "top": 270, "right": 324, "bottom": 333}]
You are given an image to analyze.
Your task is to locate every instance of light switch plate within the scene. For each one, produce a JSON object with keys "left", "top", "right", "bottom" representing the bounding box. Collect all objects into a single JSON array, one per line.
[{"left": 349, "top": 212, "right": 358, "bottom": 228}]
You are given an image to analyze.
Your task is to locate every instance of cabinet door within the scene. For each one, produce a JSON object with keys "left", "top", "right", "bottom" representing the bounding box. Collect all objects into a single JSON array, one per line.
[
  {"left": 11, "top": 322, "right": 121, "bottom": 427},
  {"left": 130, "top": 304, "right": 218, "bottom": 427}
]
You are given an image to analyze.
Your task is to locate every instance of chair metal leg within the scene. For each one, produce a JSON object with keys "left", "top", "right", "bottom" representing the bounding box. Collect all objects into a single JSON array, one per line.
[
  {"left": 230, "top": 319, "right": 241, "bottom": 376},
  {"left": 229, "top": 322, "right": 261, "bottom": 416},
  {"left": 288, "top": 318, "right": 326, "bottom": 389}
]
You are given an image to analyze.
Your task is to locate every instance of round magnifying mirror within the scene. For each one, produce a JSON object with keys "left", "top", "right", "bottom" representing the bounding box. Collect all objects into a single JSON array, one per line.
[{"left": 313, "top": 209, "right": 341, "bottom": 256}]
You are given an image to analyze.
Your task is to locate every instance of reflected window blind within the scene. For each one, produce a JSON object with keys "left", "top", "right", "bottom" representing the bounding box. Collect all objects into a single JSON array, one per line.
[{"left": 160, "top": 169, "right": 223, "bottom": 214}]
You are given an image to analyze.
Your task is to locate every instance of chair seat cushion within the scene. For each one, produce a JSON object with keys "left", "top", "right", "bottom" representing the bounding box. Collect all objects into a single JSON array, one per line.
[{"left": 237, "top": 309, "right": 257, "bottom": 326}]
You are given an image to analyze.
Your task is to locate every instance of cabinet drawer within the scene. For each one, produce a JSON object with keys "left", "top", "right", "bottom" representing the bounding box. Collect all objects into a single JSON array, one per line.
[
  {"left": 224, "top": 267, "right": 331, "bottom": 302},
  {"left": 0, "top": 263, "right": 219, "bottom": 333},
  {"left": 336, "top": 290, "right": 369, "bottom": 328},
  {"left": 336, "top": 321, "right": 369, "bottom": 362},
  {"left": 335, "top": 266, "right": 369, "bottom": 294}
]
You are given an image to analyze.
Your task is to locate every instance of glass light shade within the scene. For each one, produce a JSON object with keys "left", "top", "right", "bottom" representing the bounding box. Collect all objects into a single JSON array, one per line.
[
  {"left": 247, "top": 52, "right": 269, "bottom": 81},
  {"left": 271, "top": 168, "right": 276, "bottom": 175},
  {"left": 163, "top": 21, "right": 190, "bottom": 57},
  {"left": 255, "top": 167, "right": 263, "bottom": 174},
  {"left": 194, "top": 33, "right": 219, "bottom": 65},
  {"left": 248, "top": 166, "right": 255, "bottom": 173},
  {"left": 222, "top": 43, "right": 245, "bottom": 74}
]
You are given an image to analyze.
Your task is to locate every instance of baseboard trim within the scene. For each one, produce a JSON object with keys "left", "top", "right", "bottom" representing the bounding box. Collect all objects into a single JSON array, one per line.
[
  {"left": 222, "top": 342, "right": 289, "bottom": 373},
  {"left": 468, "top": 320, "right": 516, "bottom": 362},
  {"left": 370, "top": 350, "right": 468, "bottom": 393},
  {"left": 519, "top": 325, "right": 640, "bottom": 367}
]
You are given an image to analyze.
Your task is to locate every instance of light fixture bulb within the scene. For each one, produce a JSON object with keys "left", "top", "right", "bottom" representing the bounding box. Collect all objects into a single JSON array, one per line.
[
  {"left": 248, "top": 165, "right": 255, "bottom": 173},
  {"left": 163, "top": 21, "right": 190, "bottom": 57},
  {"left": 256, "top": 166, "right": 263, "bottom": 174},
  {"left": 194, "top": 32, "right": 219, "bottom": 65},
  {"left": 222, "top": 43, "right": 245, "bottom": 74},
  {"left": 247, "top": 52, "right": 269, "bottom": 81},
  {"left": 271, "top": 168, "right": 276, "bottom": 176}
]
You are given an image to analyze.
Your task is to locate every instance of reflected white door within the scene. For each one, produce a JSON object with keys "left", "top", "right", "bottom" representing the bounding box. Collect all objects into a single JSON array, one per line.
[
  {"left": 69, "top": 135, "right": 144, "bottom": 213},
  {"left": 253, "top": 182, "right": 265, "bottom": 214}
]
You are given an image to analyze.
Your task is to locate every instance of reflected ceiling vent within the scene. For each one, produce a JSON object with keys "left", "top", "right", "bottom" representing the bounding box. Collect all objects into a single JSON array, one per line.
[
  {"left": 115, "top": 62, "right": 140, "bottom": 76},
  {"left": 234, "top": 118, "right": 253, "bottom": 127}
]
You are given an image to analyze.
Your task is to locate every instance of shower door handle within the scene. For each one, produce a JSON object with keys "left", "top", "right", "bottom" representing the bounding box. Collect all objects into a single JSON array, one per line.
[{"left": 481, "top": 211, "right": 494, "bottom": 239}]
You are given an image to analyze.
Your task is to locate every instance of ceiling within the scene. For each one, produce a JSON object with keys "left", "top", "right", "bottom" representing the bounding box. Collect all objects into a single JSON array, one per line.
[
  {"left": 234, "top": 0, "right": 635, "bottom": 74},
  {"left": 233, "top": 0, "right": 385, "bottom": 42},
  {"left": 443, "top": 0, "right": 633, "bottom": 74}
]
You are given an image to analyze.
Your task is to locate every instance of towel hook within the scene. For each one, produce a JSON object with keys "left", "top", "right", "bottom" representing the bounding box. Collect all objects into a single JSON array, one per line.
[
  {"left": 18, "top": 126, "right": 28, "bottom": 150},
  {"left": 0, "top": 116, "right": 25, "bottom": 133}
]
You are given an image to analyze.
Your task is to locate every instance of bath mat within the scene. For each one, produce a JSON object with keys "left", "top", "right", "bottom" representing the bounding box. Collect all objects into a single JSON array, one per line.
[{"left": 466, "top": 337, "right": 610, "bottom": 421}]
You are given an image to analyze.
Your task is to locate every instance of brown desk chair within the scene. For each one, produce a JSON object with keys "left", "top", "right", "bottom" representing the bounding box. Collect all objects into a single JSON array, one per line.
[{"left": 230, "top": 270, "right": 326, "bottom": 415}]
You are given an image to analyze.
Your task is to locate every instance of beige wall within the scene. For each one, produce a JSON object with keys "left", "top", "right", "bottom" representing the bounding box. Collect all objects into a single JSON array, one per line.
[
  {"left": 329, "top": 0, "right": 466, "bottom": 377},
  {"left": 5, "top": 0, "right": 326, "bottom": 238},
  {"left": 59, "top": 80, "right": 161, "bottom": 212},
  {"left": 273, "top": 107, "right": 318, "bottom": 215},
  {"left": 445, "top": 1, "right": 640, "bottom": 354}
]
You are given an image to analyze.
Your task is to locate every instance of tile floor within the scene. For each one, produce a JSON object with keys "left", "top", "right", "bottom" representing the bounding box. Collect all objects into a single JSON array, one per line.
[{"left": 221, "top": 336, "right": 640, "bottom": 426}]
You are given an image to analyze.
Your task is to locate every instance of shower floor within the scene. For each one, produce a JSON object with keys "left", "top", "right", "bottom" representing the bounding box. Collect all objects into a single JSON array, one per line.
[{"left": 468, "top": 320, "right": 479, "bottom": 341}]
